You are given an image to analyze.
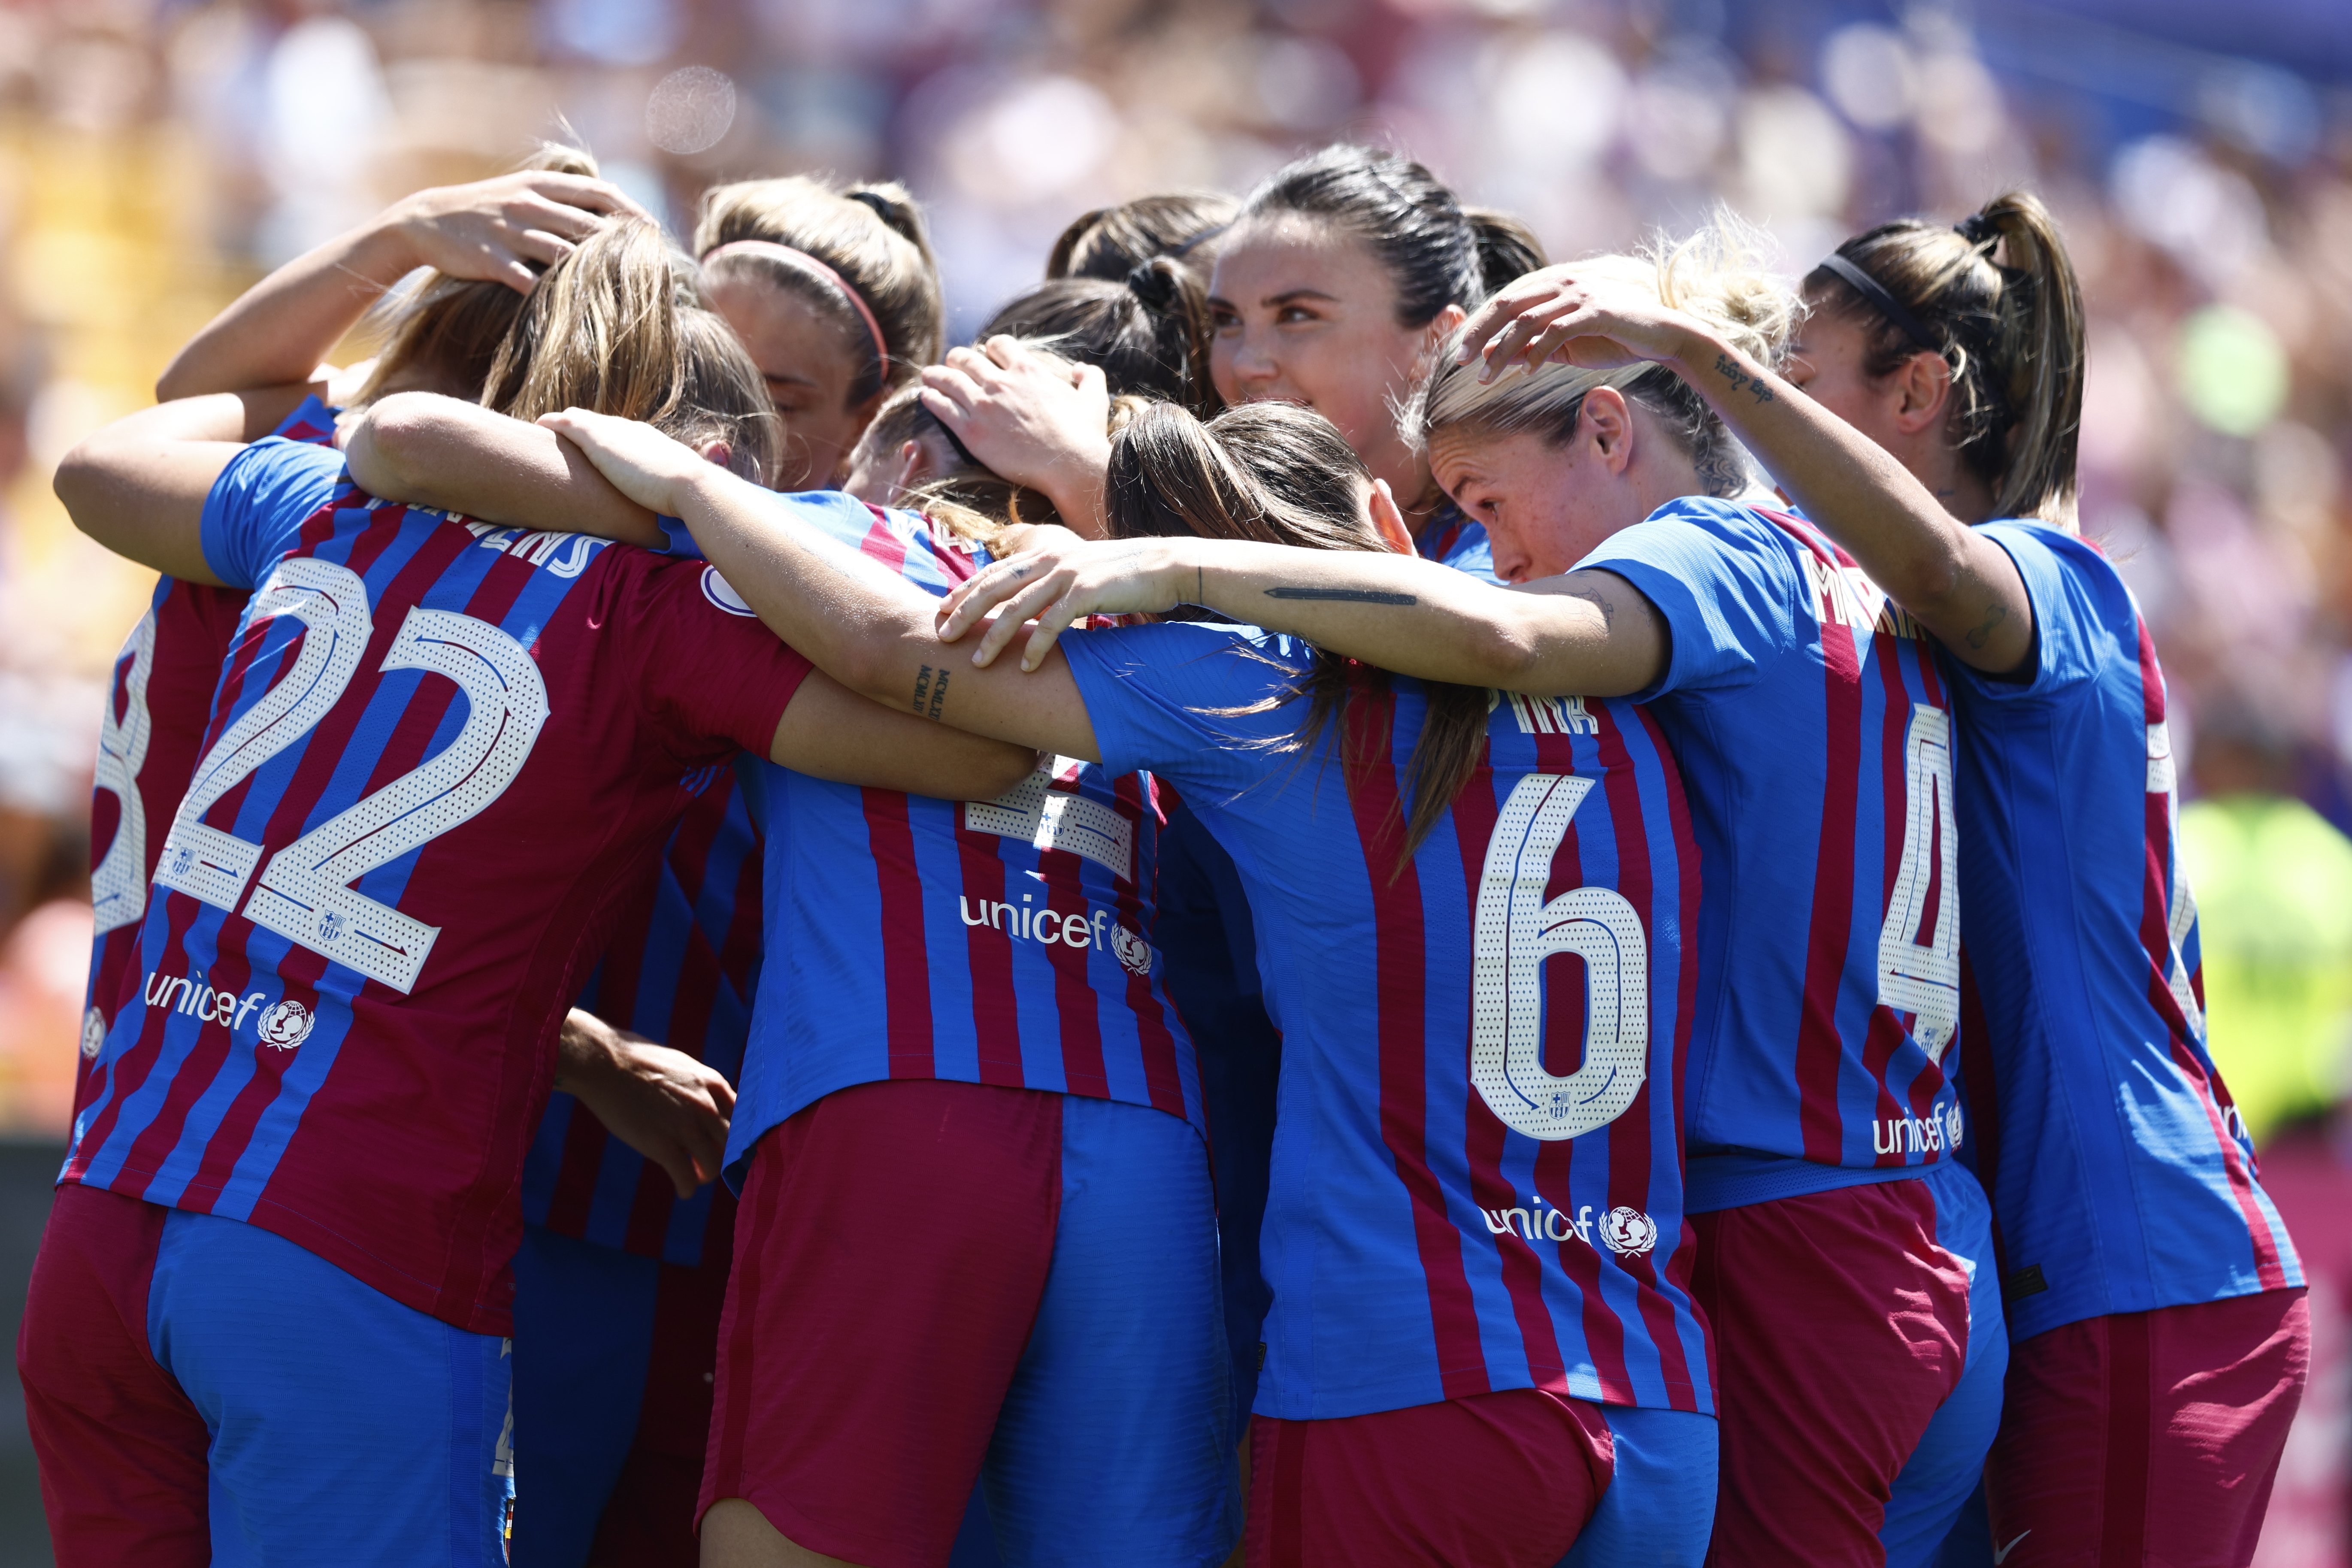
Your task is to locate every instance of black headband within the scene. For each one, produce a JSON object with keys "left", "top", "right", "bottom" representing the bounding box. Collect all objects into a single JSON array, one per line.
[{"left": 1816, "top": 254, "right": 1940, "bottom": 354}]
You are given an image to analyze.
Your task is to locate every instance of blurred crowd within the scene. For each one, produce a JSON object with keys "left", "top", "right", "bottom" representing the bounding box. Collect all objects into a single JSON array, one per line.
[{"left": 0, "top": 0, "right": 2346, "bottom": 1152}]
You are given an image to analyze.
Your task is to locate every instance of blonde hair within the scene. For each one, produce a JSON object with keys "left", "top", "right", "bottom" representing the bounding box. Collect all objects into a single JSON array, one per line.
[
  {"left": 693, "top": 176, "right": 944, "bottom": 404},
  {"left": 482, "top": 215, "right": 777, "bottom": 483},
  {"left": 353, "top": 143, "right": 605, "bottom": 408},
  {"left": 1805, "top": 191, "right": 2085, "bottom": 524},
  {"left": 1417, "top": 221, "right": 1795, "bottom": 496}
]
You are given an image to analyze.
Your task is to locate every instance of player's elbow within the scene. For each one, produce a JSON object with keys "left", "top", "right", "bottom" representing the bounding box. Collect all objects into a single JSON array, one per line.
[
  {"left": 344, "top": 393, "right": 442, "bottom": 502},
  {"left": 54, "top": 433, "right": 124, "bottom": 539},
  {"left": 1467, "top": 606, "right": 1550, "bottom": 688},
  {"left": 954, "top": 739, "right": 1043, "bottom": 802}
]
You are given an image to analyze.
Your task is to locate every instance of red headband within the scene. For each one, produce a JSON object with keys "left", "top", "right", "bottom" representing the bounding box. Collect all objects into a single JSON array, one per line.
[{"left": 702, "top": 239, "right": 888, "bottom": 372}]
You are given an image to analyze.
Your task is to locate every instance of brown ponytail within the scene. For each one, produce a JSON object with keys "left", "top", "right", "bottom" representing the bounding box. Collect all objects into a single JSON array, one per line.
[
  {"left": 1805, "top": 190, "right": 2086, "bottom": 524},
  {"left": 978, "top": 257, "right": 1217, "bottom": 414},
  {"left": 693, "top": 176, "right": 946, "bottom": 403},
  {"left": 1466, "top": 207, "right": 1547, "bottom": 297},
  {"left": 1107, "top": 400, "right": 1492, "bottom": 871},
  {"left": 1046, "top": 192, "right": 1238, "bottom": 282}
]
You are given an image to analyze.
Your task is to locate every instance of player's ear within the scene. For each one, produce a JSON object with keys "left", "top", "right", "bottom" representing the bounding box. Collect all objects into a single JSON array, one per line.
[
  {"left": 1368, "top": 479, "right": 1414, "bottom": 556},
  {"left": 696, "top": 439, "right": 733, "bottom": 470}
]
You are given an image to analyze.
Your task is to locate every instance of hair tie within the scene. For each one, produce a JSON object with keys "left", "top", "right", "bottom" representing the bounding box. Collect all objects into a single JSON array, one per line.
[
  {"left": 701, "top": 239, "right": 888, "bottom": 373},
  {"left": 1954, "top": 212, "right": 2000, "bottom": 249},
  {"left": 844, "top": 189, "right": 899, "bottom": 230},
  {"left": 1125, "top": 260, "right": 1178, "bottom": 311},
  {"left": 1816, "top": 253, "right": 1940, "bottom": 354}
]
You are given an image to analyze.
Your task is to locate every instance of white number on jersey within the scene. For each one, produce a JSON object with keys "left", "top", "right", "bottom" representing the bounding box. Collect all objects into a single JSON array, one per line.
[
  {"left": 155, "top": 559, "right": 551, "bottom": 993},
  {"left": 1471, "top": 773, "right": 1650, "bottom": 1142},
  {"left": 1877, "top": 704, "right": 1959, "bottom": 1060},
  {"left": 963, "top": 757, "right": 1136, "bottom": 883},
  {"left": 91, "top": 611, "right": 158, "bottom": 935}
]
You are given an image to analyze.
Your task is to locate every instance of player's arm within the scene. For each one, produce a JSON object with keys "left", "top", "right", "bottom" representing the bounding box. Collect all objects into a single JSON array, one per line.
[
  {"left": 918, "top": 336, "right": 1114, "bottom": 536},
  {"left": 157, "top": 172, "right": 643, "bottom": 403},
  {"left": 553, "top": 1008, "right": 733, "bottom": 1198},
  {"left": 345, "top": 393, "right": 666, "bottom": 547},
  {"left": 543, "top": 406, "right": 1108, "bottom": 763},
  {"left": 1460, "top": 266, "right": 2033, "bottom": 675},
  {"left": 767, "top": 674, "right": 1042, "bottom": 799},
  {"left": 937, "top": 532, "right": 1668, "bottom": 698},
  {"left": 54, "top": 388, "right": 321, "bottom": 584}
]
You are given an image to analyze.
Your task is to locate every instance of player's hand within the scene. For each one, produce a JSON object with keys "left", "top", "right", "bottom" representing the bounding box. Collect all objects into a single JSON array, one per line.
[
  {"left": 537, "top": 407, "right": 716, "bottom": 517},
  {"left": 920, "top": 338, "right": 1112, "bottom": 532},
  {"left": 554, "top": 1009, "right": 735, "bottom": 1199},
  {"left": 936, "top": 534, "right": 1196, "bottom": 671},
  {"left": 1456, "top": 265, "right": 1707, "bottom": 383},
  {"left": 385, "top": 172, "right": 650, "bottom": 294}
]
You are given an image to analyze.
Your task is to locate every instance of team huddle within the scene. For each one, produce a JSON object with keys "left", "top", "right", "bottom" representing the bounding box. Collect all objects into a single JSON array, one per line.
[{"left": 16, "top": 134, "right": 2309, "bottom": 1568}]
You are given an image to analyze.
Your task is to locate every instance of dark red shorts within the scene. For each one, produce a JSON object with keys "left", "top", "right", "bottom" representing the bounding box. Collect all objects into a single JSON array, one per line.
[
  {"left": 1244, "top": 1389, "right": 1612, "bottom": 1568},
  {"left": 584, "top": 1195, "right": 734, "bottom": 1568},
  {"left": 18, "top": 1184, "right": 210, "bottom": 1568},
  {"left": 1690, "top": 1177, "right": 1977, "bottom": 1568},
  {"left": 1983, "top": 1288, "right": 2308, "bottom": 1568}
]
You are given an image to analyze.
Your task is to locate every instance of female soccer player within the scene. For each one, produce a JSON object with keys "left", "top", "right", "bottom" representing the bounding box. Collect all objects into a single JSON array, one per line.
[
  {"left": 1706, "top": 193, "right": 2300, "bottom": 1564},
  {"left": 692, "top": 176, "right": 944, "bottom": 489},
  {"left": 937, "top": 230, "right": 2013, "bottom": 1567},
  {"left": 23, "top": 217, "right": 1032, "bottom": 1568},
  {"left": 923, "top": 145, "right": 1541, "bottom": 579},
  {"left": 505, "top": 391, "right": 1713, "bottom": 1568}
]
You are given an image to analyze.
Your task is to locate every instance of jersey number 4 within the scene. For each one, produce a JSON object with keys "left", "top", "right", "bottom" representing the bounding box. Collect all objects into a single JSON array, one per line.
[
  {"left": 1878, "top": 705, "right": 1959, "bottom": 1062},
  {"left": 154, "top": 558, "right": 550, "bottom": 994},
  {"left": 1471, "top": 773, "right": 1649, "bottom": 1142}
]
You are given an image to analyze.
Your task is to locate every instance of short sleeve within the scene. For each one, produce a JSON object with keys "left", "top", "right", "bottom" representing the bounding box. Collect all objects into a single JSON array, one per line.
[
  {"left": 269, "top": 394, "right": 341, "bottom": 446},
  {"left": 626, "top": 557, "right": 816, "bottom": 762},
  {"left": 1943, "top": 521, "right": 2110, "bottom": 704},
  {"left": 1576, "top": 497, "right": 1807, "bottom": 702},
  {"left": 200, "top": 438, "right": 347, "bottom": 589},
  {"left": 1059, "top": 620, "right": 1310, "bottom": 791}
]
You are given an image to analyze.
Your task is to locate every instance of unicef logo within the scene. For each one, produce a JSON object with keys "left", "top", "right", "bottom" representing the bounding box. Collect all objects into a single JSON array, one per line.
[
  {"left": 1944, "top": 1101, "right": 1964, "bottom": 1151},
  {"left": 80, "top": 1007, "right": 105, "bottom": 1060},
  {"left": 1598, "top": 1206, "right": 1660, "bottom": 1257},
  {"left": 256, "top": 999, "right": 315, "bottom": 1050},
  {"left": 1111, "top": 925, "right": 1154, "bottom": 977}
]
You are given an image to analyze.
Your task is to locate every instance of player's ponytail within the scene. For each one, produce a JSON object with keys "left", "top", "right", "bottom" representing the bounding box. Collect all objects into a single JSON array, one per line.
[
  {"left": 1107, "top": 400, "right": 1490, "bottom": 870},
  {"left": 978, "top": 258, "right": 1216, "bottom": 413},
  {"left": 1046, "top": 192, "right": 1238, "bottom": 283},
  {"left": 351, "top": 142, "right": 606, "bottom": 408},
  {"left": 1804, "top": 190, "right": 2086, "bottom": 524},
  {"left": 481, "top": 215, "right": 776, "bottom": 483},
  {"left": 1466, "top": 207, "right": 1546, "bottom": 297},
  {"left": 694, "top": 175, "right": 945, "bottom": 404}
]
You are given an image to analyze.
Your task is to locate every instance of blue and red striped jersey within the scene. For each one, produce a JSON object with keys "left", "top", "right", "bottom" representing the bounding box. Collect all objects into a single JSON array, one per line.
[
  {"left": 1583, "top": 499, "right": 1962, "bottom": 1211},
  {"left": 1418, "top": 502, "right": 1498, "bottom": 584},
  {"left": 79, "top": 398, "right": 338, "bottom": 1095},
  {"left": 1065, "top": 621, "right": 1707, "bottom": 1421},
  {"left": 521, "top": 756, "right": 763, "bottom": 1267},
  {"left": 1950, "top": 521, "right": 2298, "bottom": 1338},
  {"left": 720, "top": 494, "right": 1204, "bottom": 1186},
  {"left": 64, "top": 438, "right": 813, "bottom": 1335}
]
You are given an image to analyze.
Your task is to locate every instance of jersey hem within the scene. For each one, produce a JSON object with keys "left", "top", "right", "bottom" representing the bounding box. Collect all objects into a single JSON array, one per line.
[
  {"left": 1683, "top": 1151, "right": 1948, "bottom": 1212},
  {"left": 1251, "top": 1369, "right": 1712, "bottom": 1424}
]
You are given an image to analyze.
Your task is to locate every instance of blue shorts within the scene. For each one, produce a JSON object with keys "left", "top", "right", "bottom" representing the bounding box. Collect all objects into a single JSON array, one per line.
[
  {"left": 1881, "top": 1163, "right": 2008, "bottom": 1568},
  {"left": 708, "top": 1080, "right": 1237, "bottom": 1568},
  {"left": 22, "top": 1184, "right": 511, "bottom": 1567},
  {"left": 510, "top": 1224, "right": 661, "bottom": 1568},
  {"left": 1560, "top": 1406, "right": 1719, "bottom": 1567}
]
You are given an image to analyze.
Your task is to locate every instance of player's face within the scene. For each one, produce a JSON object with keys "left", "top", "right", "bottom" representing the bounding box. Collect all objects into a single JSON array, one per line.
[
  {"left": 1208, "top": 218, "right": 1457, "bottom": 508},
  {"left": 1428, "top": 426, "right": 1630, "bottom": 583},
  {"left": 708, "top": 274, "right": 883, "bottom": 490},
  {"left": 1785, "top": 299, "right": 1907, "bottom": 453}
]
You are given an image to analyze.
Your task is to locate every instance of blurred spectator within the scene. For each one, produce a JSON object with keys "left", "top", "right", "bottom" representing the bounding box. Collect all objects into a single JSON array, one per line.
[{"left": 2181, "top": 711, "right": 2352, "bottom": 1143}]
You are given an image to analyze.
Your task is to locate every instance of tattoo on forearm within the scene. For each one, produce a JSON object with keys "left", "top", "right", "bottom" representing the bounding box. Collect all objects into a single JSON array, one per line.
[
  {"left": 1713, "top": 352, "right": 1775, "bottom": 406},
  {"left": 911, "top": 664, "right": 934, "bottom": 717},
  {"left": 926, "top": 666, "right": 950, "bottom": 720},
  {"left": 1963, "top": 602, "right": 2008, "bottom": 650},
  {"left": 1196, "top": 566, "right": 1204, "bottom": 607},
  {"left": 1264, "top": 586, "right": 1418, "bottom": 605}
]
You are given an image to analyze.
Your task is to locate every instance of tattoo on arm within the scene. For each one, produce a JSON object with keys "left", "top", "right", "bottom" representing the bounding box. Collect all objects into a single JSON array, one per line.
[
  {"left": 1713, "top": 352, "right": 1775, "bottom": 406},
  {"left": 1264, "top": 586, "right": 1418, "bottom": 605},
  {"left": 1582, "top": 586, "right": 1619, "bottom": 627},
  {"left": 925, "top": 666, "right": 950, "bottom": 720},
  {"left": 1962, "top": 601, "right": 2008, "bottom": 651},
  {"left": 911, "top": 664, "right": 934, "bottom": 717}
]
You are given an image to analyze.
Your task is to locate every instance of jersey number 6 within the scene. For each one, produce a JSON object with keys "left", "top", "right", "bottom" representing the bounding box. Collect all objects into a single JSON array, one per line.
[
  {"left": 1472, "top": 773, "right": 1649, "bottom": 1142},
  {"left": 155, "top": 557, "right": 550, "bottom": 995}
]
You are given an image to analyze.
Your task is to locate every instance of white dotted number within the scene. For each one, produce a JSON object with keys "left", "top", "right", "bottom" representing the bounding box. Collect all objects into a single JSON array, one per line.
[
  {"left": 1877, "top": 705, "right": 1959, "bottom": 1061},
  {"left": 91, "top": 611, "right": 158, "bottom": 935},
  {"left": 1472, "top": 773, "right": 1650, "bottom": 1142},
  {"left": 155, "top": 558, "right": 551, "bottom": 993}
]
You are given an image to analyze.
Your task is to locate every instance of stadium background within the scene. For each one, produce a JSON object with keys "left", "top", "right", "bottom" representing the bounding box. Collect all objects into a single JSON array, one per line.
[{"left": 0, "top": 0, "right": 2345, "bottom": 1559}]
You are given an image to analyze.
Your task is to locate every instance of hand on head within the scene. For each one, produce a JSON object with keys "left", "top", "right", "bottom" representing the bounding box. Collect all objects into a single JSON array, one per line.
[{"left": 390, "top": 170, "right": 650, "bottom": 295}]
